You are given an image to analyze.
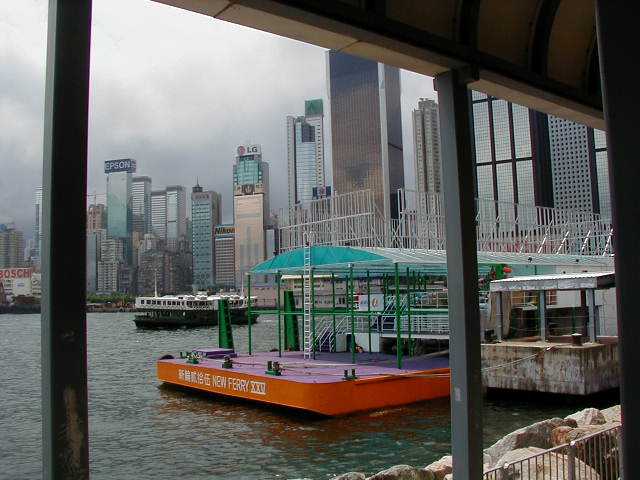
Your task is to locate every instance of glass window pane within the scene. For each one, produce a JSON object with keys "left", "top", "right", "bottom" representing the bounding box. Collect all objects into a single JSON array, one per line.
[
  {"left": 512, "top": 104, "right": 532, "bottom": 158},
  {"left": 492, "top": 100, "right": 511, "bottom": 161},
  {"left": 473, "top": 102, "right": 491, "bottom": 164}
]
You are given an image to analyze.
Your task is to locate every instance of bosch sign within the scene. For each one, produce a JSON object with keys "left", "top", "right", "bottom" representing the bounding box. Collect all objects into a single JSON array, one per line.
[
  {"left": 0, "top": 268, "right": 33, "bottom": 280},
  {"left": 104, "top": 159, "right": 137, "bottom": 174}
]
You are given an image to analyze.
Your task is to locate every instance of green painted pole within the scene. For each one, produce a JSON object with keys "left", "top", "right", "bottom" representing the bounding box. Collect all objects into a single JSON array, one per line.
[
  {"left": 383, "top": 274, "right": 387, "bottom": 310},
  {"left": 407, "top": 267, "right": 412, "bottom": 357},
  {"left": 349, "top": 265, "right": 355, "bottom": 364},
  {"left": 395, "top": 263, "right": 402, "bottom": 369},
  {"left": 277, "top": 272, "right": 282, "bottom": 357},
  {"left": 367, "top": 270, "right": 371, "bottom": 353},
  {"left": 247, "top": 273, "right": 252, "bottom": 355},
  {"left": 311, "top": 268, "right": 316, "bottom": 359},
  {"left": 331, "top": 273, "right": 336, "bottom": 352}
]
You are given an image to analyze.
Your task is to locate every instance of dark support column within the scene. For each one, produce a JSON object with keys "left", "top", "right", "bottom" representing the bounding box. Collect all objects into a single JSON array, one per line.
[
  {"left": 436, "top": 69, "right": 483, "bottom": 480},
  {"left": 41, "top": 1, "right": 92, "bottom": 479},
  {"left": 596, "top": 3, "right": 639, "bottom": 477}
]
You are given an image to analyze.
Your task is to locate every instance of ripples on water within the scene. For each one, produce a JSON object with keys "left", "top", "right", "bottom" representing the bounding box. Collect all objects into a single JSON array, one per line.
[{"left": 0, "top": 313, "right": 616, "bottom": 479}]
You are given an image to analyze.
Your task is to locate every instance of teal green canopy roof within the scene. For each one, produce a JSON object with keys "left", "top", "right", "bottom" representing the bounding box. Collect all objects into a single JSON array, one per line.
[
  {"left": 252, "top": 246, "right": 387, "bottom": 274},
  {"left": 251, "top": 246, "right": 614, "bottom": 277}
]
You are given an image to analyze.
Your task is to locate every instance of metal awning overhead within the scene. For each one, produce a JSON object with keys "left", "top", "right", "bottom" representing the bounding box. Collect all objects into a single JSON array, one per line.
[
  {"left": 490, "top": 271, "right": 616, "bottom": 292},
  {"left": 251, "top": 246, "right": 614, "bottom": 275}
]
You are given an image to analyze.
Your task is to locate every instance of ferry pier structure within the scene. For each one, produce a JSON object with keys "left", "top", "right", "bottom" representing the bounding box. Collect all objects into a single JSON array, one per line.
[{"left": 157, "top": 245, "right": 614, "bottom": 414}]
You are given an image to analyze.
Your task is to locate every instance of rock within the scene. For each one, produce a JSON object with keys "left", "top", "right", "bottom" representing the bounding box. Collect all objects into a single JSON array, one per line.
[
  {"left": 367, "top": 464, "right": 434, "bottom": 480},
  {"left": 332, "top": 473, "right": 366, "bottom": 480},
  {"left": 484, "top": 418, "right": 576, "bottom": 466},
  {"left": 424, "top": 455, "right": 451, "bottom": 479},
  {"left": 495, "top": 447, "right": 600, "bottom": 479},
  {"left": 601, "top": 404, "right": 621, "bottom": 424},
  {"left": 551, "top": 426, "right": 574, "bottom": 446},
  {"left": 565, "top": 408, "right": 606, "bottom": 427}
]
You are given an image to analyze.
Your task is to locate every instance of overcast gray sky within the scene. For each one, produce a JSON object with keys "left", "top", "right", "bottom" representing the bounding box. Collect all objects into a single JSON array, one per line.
[{"left": 1, "top": 0, "right": 436, "bottom": 237}]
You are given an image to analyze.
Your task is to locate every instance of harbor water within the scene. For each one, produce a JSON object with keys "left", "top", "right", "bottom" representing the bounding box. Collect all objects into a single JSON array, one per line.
[{"left": 0, "top": 313, "right": 615, "bottom": 479}]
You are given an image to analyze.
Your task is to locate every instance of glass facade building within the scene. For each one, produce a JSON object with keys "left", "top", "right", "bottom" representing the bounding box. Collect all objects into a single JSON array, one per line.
[
  {"left": 286, "top": 99, "right": 326, "bottom": 208},
  {"left": 471, "top": 91, "right": 536, "bottom": 216},
  {"left": 327, "top": 51, "right": 404, "bottom": 220},
  {"left": 34, "top": 186, "right": 42, "bottom": 261},
  {"left": 105, "top": 159, "right": 135, "bottom": 240},
  {"left": 191, "top": 184, "right": 221, "bottom": 290},
  {"left": 165, "top": 186, "right": 187, "bottom": 252},
  {"left": 132, "top": 176, "right": 152, "bottom": 234},
  {"left": 151, "top": 190, "right": 167, "bottom": 241}
]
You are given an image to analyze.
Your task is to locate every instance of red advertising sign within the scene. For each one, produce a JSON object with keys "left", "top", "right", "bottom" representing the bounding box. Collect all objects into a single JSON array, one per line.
[{"left": 0, "top": 268, "right": 33, "bottom": 280}]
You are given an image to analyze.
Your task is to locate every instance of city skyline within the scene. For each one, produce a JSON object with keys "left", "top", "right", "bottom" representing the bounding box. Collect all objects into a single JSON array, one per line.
[{"left": 1, "top": 0, "right": 435, "bottom": 239}]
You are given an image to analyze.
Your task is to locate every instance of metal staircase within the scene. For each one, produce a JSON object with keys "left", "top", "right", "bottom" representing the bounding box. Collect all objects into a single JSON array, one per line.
[{"left": 302, "top": 234, "right": 313, "bottom": 359}]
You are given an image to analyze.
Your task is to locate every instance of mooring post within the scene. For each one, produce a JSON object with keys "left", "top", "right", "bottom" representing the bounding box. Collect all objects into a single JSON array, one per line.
[
  {"left": 42, "top": 1, "right": 92, "bottom": 478},
  {"left": 277, "top": 271, "right": 282, "bottom": 357},
  {"left": 436, "top": 68, "right": 483, "bottom": 480},
  {"left": 247, "top": 273, "right": 252, "bottom": 355},
  {"left": 395, "top": 262, "right": 402, "bottom": 369}
]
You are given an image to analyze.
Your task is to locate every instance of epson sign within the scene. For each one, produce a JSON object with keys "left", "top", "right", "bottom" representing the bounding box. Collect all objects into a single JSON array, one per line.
[{"left": 104, "top": 159, "right": 137, "bottom": 173}]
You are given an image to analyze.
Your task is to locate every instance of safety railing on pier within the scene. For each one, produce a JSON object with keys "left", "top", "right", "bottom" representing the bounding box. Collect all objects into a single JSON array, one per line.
[
  {"left": 483, "top": 424, "right": 621, "bottom": 480},
  {"left": 279, "top": 189, "right": 614, "bottom": 256}
]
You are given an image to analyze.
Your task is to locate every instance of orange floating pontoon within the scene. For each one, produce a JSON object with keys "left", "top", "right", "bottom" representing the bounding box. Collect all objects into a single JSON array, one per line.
[{"left": 158, "top": 350, "right": 450, "bottom": 416}]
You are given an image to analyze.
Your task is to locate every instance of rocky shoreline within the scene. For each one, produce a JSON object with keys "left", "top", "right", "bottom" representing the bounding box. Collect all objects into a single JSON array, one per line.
[{"left": 330, "top": 404, "right": 621, "bottom": 480}]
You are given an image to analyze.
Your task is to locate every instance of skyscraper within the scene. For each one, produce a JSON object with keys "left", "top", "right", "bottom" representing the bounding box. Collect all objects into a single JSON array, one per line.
[
  {"left": 105, "top": 159, "right": 135, "bottom": 239},
  {"left": 87, "top": 204, "right": 106, "bottom": 232},
  {"left": 0, "top": 224, "right": 25, "bottom": 268},
  {"left": 327, "top": 50, "right": 404, "bottom": 220},
  {"left": 34, "top": 187, "right": 42, "bottom": 261},
  {"left": 412, "top": 98, "right": 441, "bottom": 214},
  {"left": 214, "top": 224, "right": 235, "bottom": 290},
  {"left": 132, "top": 176, "right": 152, "bottom": 234},
  {"left": 191, "top": 182, "right": 221, "bottom": 290},
  {"left": 105, "top": 159, "right": 135, "bottom": 263},
  {"left": 548, "top": 116, "right": 610, "bottom": 219},
  {"left": 233, "top": 144, "right": 269, "bottom": 288},
  {"left": 151, "top": 190, "right": 167, "bottom": 241},
  {"left": 165, "top": 185, "right": 187, "bottom": 251},
  {"left": 286, "top": 99, "right": 325, "bottom": 208}
]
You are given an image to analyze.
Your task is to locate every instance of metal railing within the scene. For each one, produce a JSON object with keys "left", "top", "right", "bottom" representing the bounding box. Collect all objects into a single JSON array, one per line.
[
  {"left": 483, "top": 425, "right": 621, "bottom": 480},
  {"left": 279, "top": 189, "right": 614, "bottom": 256}
]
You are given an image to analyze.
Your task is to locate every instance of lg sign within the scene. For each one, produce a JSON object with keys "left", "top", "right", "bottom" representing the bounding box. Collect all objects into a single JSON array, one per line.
[
  {"left": 0, "top": 268, "right": 32, "bottom": 280},
  {"left": 237, "top": 145, "right": 261, "bottom": 156},
  {"left": 104, "top": 159, "right": 137, "bottom": 174}
]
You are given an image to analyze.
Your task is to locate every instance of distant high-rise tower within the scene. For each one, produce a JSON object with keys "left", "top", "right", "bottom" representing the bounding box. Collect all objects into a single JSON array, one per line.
[
  {"left": 214, "top": 224, "right": 235, "bottom": 290},
  {"left": 0, "top": 223, "right": 25, "bottom": 268},
  {"left": 151, "top": 190, "right": 167, "bottom": 241},
  {"left": 191, "top": 182, "right": 221, "bottom": 290},
  {"left": 132, "top": 176, "right": 152, "bottom": 234},
  {"left": 548, "top": 116, "right": 610, "bottom": 219},
  {"left": 87, "top": 204, "right": 106, "bottom": 232},
  {"left": 34, "top": 187, "right": 42, "bottom": 262},
  {"left": 233, "top": 144, "right": 269, "bottom": 288},
  {"left": 165, "top": 185, "right": 187, "bottom": 251},
  {"left": 327, "top": 50, "right": 404, "bottom": 220},
  {"left": 105, "top": 159, "right": 135, "bottom": 239},
  {"left": 286, "top": 99, "right": 325, "bottom": 208},
  {"left": 413, "top": 99, "right": 441, "bottom": 197}
]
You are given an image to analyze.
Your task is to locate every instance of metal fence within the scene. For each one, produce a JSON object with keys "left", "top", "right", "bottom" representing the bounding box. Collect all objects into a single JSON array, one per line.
[
  {"left": 483, "top": 425, "right": 621, "bottom": 480},
  {"left": 279, "top": 189, "right": 614, "bottom": 256}
]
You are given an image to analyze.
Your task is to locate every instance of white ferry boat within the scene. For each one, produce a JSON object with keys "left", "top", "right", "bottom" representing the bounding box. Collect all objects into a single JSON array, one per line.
[{"left": 134, "top": 292, "right": 253, "bottom": 328}]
